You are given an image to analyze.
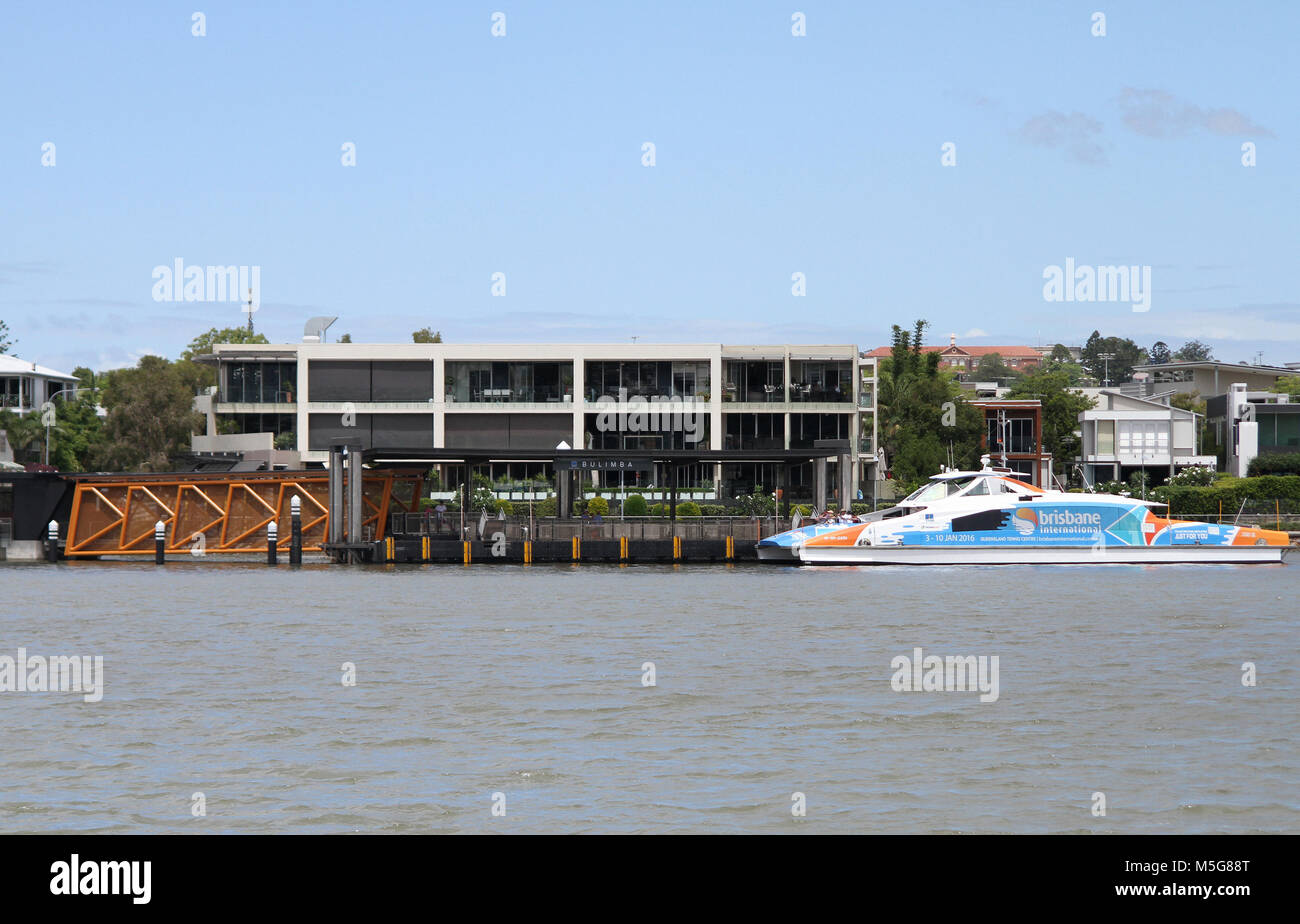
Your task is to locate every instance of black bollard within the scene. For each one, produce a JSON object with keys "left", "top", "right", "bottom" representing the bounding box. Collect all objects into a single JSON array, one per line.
[
  {"left": 154, "top": 519, "right": 166, "bottom": 564},
  {"left": 289, "top": 495, "right": 303, "bottom": 566},
  {"left": 267, "top": 520, "right": 278, "bottom": 566},
  {"left": 46, "top": 520, "right": 59, "bottom": 563}
]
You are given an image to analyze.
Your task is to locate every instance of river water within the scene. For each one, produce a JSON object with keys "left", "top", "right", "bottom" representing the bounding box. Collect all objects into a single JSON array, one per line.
[{"left": 2, "top": 559, "right": 1296, "bottom": 834}]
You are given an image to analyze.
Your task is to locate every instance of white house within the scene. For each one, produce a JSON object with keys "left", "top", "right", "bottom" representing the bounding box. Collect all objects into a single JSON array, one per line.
[
  {"left": 0, "top": 354, "right": 80, "bottom": 416},
  {"left": 1078, "top": 389, "right": 1216, "bottom": 485}
]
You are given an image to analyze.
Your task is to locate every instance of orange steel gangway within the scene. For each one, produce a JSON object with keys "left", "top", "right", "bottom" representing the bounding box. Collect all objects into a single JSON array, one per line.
[{"left": 63, "top": 469, "right": 423, "bottom": 556}]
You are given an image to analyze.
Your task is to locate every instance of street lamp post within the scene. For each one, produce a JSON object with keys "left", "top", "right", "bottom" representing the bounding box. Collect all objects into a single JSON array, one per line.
[
  {"left": 1098, "top": 352, "right": 1117, "bottom": 388},
  {"left": 41, "top": 385, "right": 85, "bottom": 468}
]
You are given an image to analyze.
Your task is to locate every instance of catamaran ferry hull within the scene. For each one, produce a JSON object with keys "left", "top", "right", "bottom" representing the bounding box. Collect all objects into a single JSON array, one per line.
[{"left": 797, "top": 544, "right": 1291, "bottom": 566}]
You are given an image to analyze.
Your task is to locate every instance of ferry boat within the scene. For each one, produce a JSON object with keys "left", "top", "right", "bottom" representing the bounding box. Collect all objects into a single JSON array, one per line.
[
  {"left": 756, "top": 487, "right": 945, "bottom": 561},
  {"left": 796, "top": 463, "right": 1292, "bottom": 566}
]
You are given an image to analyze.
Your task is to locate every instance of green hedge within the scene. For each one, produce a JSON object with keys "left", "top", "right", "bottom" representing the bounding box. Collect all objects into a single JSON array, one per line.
[
  {"left": 676, "top": 501, "right": 702, "bottom": 517},
  {"left": 1151, "top": 475, "right": 1300, "bottom": 517},
  {"left": 1247, "top": 453, "right": 1300, "bottom": 477}
]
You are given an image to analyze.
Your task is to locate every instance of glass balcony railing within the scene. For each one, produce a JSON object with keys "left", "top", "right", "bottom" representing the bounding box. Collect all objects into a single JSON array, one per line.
[{"left": 789, "top": 384, "right": 852, "bottom": 403}]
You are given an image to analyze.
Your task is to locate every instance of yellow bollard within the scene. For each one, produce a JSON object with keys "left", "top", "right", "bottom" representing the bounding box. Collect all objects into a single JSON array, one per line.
[
  {"left": 571, "top": 536, "right": 581, "bottom": 561},
  {"left": 619, "top": 535, "right": 628, "bottom": 561},
  {"left": 463, "top": 541, "right": 471, "bottom": 564},
  {"left": 673, "top": 535, "right": 681, "bottom": 561},
  {"left": 422, "top": 535, "right": 430, "bottom": 561},
  {"left": 726, "top": 535, "right": 734, "bottom": 560},
  {"left": 524, "top": 540, "right": 532, "bottom": 564},
  {"left": 385, "top": 536, "right": 395, "bottom": 562}
]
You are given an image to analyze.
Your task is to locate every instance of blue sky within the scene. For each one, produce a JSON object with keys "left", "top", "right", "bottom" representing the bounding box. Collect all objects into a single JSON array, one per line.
[{"left": 3, "top": 1, "right": 1296, "bottom": 372}]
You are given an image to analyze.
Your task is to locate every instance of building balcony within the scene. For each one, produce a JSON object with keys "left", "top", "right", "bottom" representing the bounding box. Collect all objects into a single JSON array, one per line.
[
  {"left": 788, "top": 385, "right": 852, "bottom": 403},
  {"left": 214, "top": 401, "right": 298, "bottom": 414}
]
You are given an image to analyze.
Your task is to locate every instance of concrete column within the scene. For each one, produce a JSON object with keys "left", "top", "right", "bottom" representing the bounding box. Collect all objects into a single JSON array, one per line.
[
  {"left": 814, "top": 457, "right": 828, "bottom": 511},
  {"left": 346, "top": 444, "right": 363, "bottom": 546},
  {"left": 328, "top": 445, "right": 344, "bottom": 545},
  {"left": 709, "top": 351, "right": 723, "bottom": 451},
  {"left": 571, "top": 353, "right": 584, "bottom": 449}
]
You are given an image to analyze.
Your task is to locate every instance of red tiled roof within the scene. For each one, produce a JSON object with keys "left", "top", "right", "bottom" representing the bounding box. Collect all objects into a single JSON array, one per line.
[{"left": 863, "top": 345, "right": 1042, "bottom": 359}]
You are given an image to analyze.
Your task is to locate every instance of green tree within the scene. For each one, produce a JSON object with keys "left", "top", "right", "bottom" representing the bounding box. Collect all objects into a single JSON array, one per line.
[
  {"left": 1268, "top": 377, "right": 1300, "bottom": 397},
  {"left": 181, "top": 326, "right": 270, "bottom": 362},
  {"left": 1149, "top": 341, "right": 1172, "bottom": 365},
  {"left": 338, "top": 333, "right": 353, "bottom": 343},
  {"left": 0, "top": 409, "right": 44, "bottom": 463},
  {"left": 1042, "top": 346, "right": 1086, "bottom": 385},
  {"left": 178, "top": 326, "right": 270, "bottom": 395},
  {"left": 1048, "top": 343, "right": 1074, "bottom": 365},
  {"left": 1080, "top": 331, "right": 1147, "bottom": 385},
  {"left": 412, "top": 327, "right": 443, "bottom": 343},
  {"left": 1173, "top": 339, "right": 1214, "bottom": 362},
  {"left": 878, "top": 320, "right": 983, "bottom": 491},
  {"left": 95, "top": 356, "right": 202, "bottom": 471},
  {"left": 1006, "top": 368, "right": 1095, "bottom": 474},
  {"left": 0, "top": 319, "right": 13, "bottom": 354},
  {"left": 46, "top": 392, "right": 104, "bottom": 472},
  {"left": 974, "top": 352, "right": 1018, "bottom": 381}
]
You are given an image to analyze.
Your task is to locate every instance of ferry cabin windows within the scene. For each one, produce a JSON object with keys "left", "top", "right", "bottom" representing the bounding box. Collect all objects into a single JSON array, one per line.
[{"left": 903, "top": 477, "right": 974, "bottom": 504}]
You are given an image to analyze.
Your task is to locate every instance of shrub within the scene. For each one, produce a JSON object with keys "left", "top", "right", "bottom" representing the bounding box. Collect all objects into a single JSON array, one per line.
[
  {"left": 1152, "top": 475, "right": 1300, "bottom": 517},
  {"left": 1169, "top": 465, "right": 1215, "bottom": 486},
  {"left": 586, "top": 496, "right": 609, "bottom": 517},
  {"left": 1248, "top": 453, "right": 1300, "bottom": 477},
  {"left": 677, "top": 501, "right": 702, "bottom": 517},
  {"left": 698, "top": 504, "right": 728, "bottom": 516},
  {"left": 623, "top": 494, "right": 649, "bottom": 516},
  {"left": 535, "top": 495, "right": 558, "bottom": 517},
  {"left": 648, "top": 503, "right": 667, "bottom": 517},
  {"left": 1128, "top": 470, "right": 1153, "bottom": 493},
  {"left": 1093, "top": 481, "right": 1132, "bottom": 497}
]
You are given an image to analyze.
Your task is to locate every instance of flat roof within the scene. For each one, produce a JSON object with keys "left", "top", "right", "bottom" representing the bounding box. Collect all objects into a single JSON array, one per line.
[
  {"left": 1134, "top": 360, "right": 1299, "bottom": 376},
  {"left": 362, "top": 447, "right": 852, "bottom": 466}
]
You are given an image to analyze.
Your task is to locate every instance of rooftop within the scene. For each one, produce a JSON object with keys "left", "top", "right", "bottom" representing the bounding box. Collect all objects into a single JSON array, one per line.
[
  {"left": 1133, "top": 359, "right": 1299, "bottom": 377},
  {"left": 0, "top": 355, "right": 79, "bottom": 381}
]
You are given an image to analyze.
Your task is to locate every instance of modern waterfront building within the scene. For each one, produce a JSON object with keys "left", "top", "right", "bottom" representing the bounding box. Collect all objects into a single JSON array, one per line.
[
  {"left": 1132, "top": 359, "right": 1300, "bottom": 396},
  {"left": 193, "top": 339, "right": 874, "bottom": 503},
  {"left": 1077, "top": 390, "right": 1214, "bottom": 485},
  {"left": 1205, "top": 384, "right": 1300, "bottom": 476},
  {"left": 969, "top": 399, "right": 1054, "bottom": 486}
]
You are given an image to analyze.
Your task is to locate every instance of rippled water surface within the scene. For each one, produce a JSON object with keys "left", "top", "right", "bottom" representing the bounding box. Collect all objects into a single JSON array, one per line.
[{"left": 2, "top": 559, "right": 1297, "bottom": 833}]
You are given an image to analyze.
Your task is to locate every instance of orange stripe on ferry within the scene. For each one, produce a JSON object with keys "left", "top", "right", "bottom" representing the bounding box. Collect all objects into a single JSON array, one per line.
[{"left": 803, "top": 524, "right": 869, "bottom": 546}]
